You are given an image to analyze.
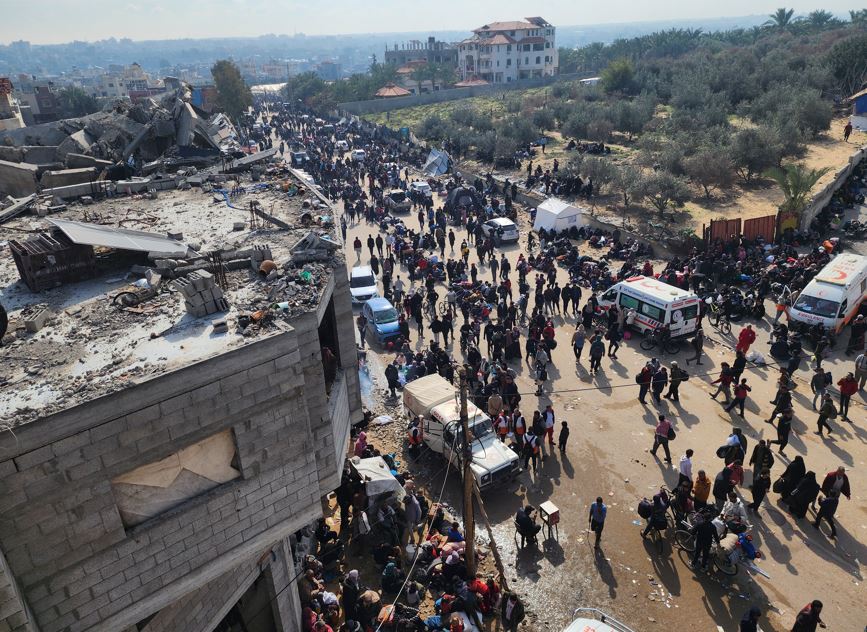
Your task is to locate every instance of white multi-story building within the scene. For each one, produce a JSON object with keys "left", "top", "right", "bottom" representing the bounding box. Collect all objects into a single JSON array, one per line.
[{"left": 457, "top": 16, "right": 558, "bottom": 84}]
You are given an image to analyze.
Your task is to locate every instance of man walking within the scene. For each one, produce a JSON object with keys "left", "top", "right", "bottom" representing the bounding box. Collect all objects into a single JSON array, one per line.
[
  {"left": 710, "top": 362, "right": 734, "bottom": 403},
  {"left": 665, "top": 361, "right": 687, "bottom": 401},
  {"left": 837, "top": 372, "right": 858, "bottom": 421},
  {"left": 691, "top": 513, "right": 721, "bottom": 571},
  {"left": 651, "top": 414, "right": 673, "bottom": 463},
  {"left": 725, "top": 378, "right": 751, "bottom": 418},
  {"left": 812, "top": 490, "right": 839, "bottom": 538},
  {"left": 588, "top": 497, "right": 607, "bottom": 548},
  {"left": 685, "top": 327, "right": 704, "bottom": 365},
  {"left": 678, "top": 449, "right": 694, "bottom": 487}
]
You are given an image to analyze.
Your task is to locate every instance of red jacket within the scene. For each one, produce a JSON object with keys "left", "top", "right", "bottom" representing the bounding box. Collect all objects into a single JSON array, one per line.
[
  {"left": 738, "top": 328, "right": 756, "bottom": 346},
  {"left": 838, "top": 377, "right": 858, "bottom": 396}
]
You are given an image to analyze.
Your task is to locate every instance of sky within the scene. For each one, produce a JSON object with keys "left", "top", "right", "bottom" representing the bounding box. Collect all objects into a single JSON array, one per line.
[{"left": 0, "top": 0, "right": 858, "bottom": 44}]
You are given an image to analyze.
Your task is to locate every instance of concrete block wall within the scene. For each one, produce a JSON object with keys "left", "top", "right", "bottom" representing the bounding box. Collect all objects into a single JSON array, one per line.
[
  {"left": 0, "top": 549, "right": 37, "bottom": 632},
  {"left": 0, "top": 280, "right": 359, "bottom": 632}
]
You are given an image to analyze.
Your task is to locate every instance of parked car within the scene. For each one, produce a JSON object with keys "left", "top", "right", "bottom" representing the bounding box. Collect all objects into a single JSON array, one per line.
[
  {"left": 409, "top": 181, "right": 432, "bottom": 198},
  {"left": 362, "top": 297, "right": 401, "bottom": 345},
  {"left": 289, "top": 150, "right": 309, "bottom": 167},
  {"left": 481, "top": 217, "right": 519, "bottom": 245},
  {"left": 384, "top": 189, "right": 412, "bottom": 214},
  {"left": 335, "top": 140, "right": 350, "bottom": 152},
  {"left": 351, "top": 149, "right": 367, "bottom": 162},
  {"left": 349, "top": 265, "right": 379, "bottom": 305}
]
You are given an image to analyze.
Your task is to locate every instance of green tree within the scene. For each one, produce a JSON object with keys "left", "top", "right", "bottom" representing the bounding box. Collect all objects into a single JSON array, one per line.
[
  {"left": 601, "top": 58, "right": 635, "bottom": 94},
  {"left": 558, "top": 47, "right": 580, "bottom": 74},
  {"left": 826, "top": 34, "right": 867, "bottom": 95},
  {"left": 410, "top": 64, "right": 431, "bottom": 94},
  {"left": 807, "top": 10, "right": 839, "bottom": 29},
  {"left": 765, "top": 163, "right": 831, "bottom": 214},
  {"left": 56, "top": 86, "right": 100, "bottom": 117},
  {"left": 731, "top": 127, "right": 780, "bottom": 182},
  {"left": 282, "top": 72, "right": 327, "bottom": 105},
  {"left": 639, "top": 171, "right": 691, "bottom": 216},
  {"left": 613, "top": 165, "right": 644, "bottom": 207},
  {"left": 211, "top": 60, "right": 252, "bottom": 121},
  {"left": 851, "top": 9, "right": 867, "bottom": 25},
  {"left": 765, "top": 7, "right": 795, "bottom": 28},
  {"left": 431, "top": 63, "right": 457, "bottom": 88},
  {"left": 683, "top": 148, "right": 735, "bottom": 198},
  {"left": 578, "top": 156, "right": 617, "bottom": 194}
]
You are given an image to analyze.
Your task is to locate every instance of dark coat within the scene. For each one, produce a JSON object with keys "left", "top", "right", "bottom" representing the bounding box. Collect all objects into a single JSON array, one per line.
[{"left": 500, "top": 594, "right": 526, "bottom": 625}]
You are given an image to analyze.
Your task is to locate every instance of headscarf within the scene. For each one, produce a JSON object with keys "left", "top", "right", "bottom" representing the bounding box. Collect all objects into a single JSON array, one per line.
[
  {"left": 347, "top": 569, "right": 359, "bottom": 585},
  {"left": 354, "top": 432, "right": 367, "bottom": 457},
  {"left": 446, "top": 551, "right": 461, "bottom": 566}
]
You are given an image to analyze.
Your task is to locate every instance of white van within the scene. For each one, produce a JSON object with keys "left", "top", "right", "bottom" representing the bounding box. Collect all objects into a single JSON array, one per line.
[
  {"left": 598, "top": 276, "right": 700, "bottom": 337},
  {"left": 789, "top": 253, "right": 867, "bottom": 333}
]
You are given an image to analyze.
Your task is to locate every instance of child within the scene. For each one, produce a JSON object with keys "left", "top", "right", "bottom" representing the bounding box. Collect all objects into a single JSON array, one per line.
[{"left": 558, "top": 421, "right": 570, "bottom": 452}]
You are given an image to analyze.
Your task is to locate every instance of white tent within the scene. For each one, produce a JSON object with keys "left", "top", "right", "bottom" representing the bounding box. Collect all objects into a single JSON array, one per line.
[{"left": 533, "top": 197, "right": 588, "bottom": 232}]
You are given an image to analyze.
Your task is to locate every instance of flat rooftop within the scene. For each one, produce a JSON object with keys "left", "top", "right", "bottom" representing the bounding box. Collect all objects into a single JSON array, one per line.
[{"left": 0, "top": 174, "right": 341, "bottom": 425}]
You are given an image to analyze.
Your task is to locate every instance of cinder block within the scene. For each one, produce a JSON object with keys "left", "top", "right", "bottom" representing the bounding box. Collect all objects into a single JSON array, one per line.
[
  {"left": 210, "top": 286, "right": 224, "bottom": 300},
  {"left": 171, "top": 276, "right": 195, "bottom": 298},
  {"left": 203, "top": 300, "right": 218, "bottom": 314},
  {"left": 24, "top": 307, "right": 52, "bottom": 333}
]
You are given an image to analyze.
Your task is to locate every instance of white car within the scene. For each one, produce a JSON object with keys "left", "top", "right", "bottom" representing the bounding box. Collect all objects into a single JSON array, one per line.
[
  {"left": 482, "top": 217, "right": 519, "bottom": 245},
  {"left": 336, "top": 140, "right": 350, "bottom": 151},
  {"left": 349, "top": 265, "right": 378, "bottom": 305},
  {"left": 409, "top": 181, "right": 432, "bottom": 198},
  {"left": 350, "top": 149, "right": 367, "bottom": 162}
]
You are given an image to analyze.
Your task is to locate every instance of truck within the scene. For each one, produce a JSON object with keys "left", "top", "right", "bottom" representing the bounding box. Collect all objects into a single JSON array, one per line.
[
  {"left": 384, "top": 189, "right": 412, "bottom": 214},
  {"left": 403, "top": 374, "right": 520, "bottom": 491}
]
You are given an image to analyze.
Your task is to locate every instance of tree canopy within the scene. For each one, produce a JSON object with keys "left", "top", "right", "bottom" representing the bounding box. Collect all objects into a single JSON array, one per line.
[{"left": 211, "top": 60, "right": 252, "bottom": 121}]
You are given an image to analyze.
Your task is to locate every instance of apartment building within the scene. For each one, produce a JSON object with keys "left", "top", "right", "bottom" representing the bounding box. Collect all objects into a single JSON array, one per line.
[{"left": 457, "top": 16, "right": 558, "bottom": 83}]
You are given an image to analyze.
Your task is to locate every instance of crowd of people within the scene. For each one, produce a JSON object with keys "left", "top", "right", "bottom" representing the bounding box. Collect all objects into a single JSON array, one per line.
[{"left": 252, "top": 98, "right": 857, "bottom": 632}]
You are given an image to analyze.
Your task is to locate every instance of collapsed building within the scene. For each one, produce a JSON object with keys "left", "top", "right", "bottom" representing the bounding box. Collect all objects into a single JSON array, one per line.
[
  {"left": 0, "top": 83, "right": 243, "bottom": 200},
  {"left": 0, "top": 161, "right": 362, "bottom": 632}
]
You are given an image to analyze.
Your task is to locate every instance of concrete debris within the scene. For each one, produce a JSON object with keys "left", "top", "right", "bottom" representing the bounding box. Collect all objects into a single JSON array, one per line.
[
  {"left": 0, "top": 193, "right": 37, "bottom": 224},
  {"left": 290, "top": 231, "right": 341, "bottom": 263},
  {"left": 24, "top": 306, "right": 52, "bottom": 333}
]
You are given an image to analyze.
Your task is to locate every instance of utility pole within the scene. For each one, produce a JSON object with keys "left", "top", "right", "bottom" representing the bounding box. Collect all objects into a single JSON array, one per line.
[{"left": 459, "top": 367, "right": 476, "bottom": 575}]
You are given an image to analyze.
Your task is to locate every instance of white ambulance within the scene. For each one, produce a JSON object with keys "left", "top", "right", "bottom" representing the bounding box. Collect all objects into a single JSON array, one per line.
[
  {"left": 597, "top": 276, "right": 701, "bottom": 337},
  {"left": 789, "top": 253, "right": 867, "bottom": 333}
]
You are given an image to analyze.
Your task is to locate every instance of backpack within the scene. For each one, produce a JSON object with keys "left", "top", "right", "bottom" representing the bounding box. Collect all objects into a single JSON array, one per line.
[
  {"left": 637, "top": 499, "right": 653, "bottom": 519},
  {"left": 667, "top": 427, "right": 677, "bottom": 441}
]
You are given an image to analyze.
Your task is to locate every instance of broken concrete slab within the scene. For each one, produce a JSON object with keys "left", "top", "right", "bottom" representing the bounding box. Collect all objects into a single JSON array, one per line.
[
  {"left": 0, "top": 194, "right": 37, "bottom": 224},
  {"left": 0, "top": 160, "right": 39, "bottom": 197},
  {"left": 22, "top": 146, "right": 60, "bottom": 165},
  {"left": 65, "top": 153, "right": 113, "bottom": 169},
  {"left": 40, "top": 167, "right": 98, "bottom": 189}
]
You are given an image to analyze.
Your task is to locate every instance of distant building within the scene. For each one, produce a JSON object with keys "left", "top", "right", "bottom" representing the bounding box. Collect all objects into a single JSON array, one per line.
[
  {"left": 190, "top": 84, "right": 219, "bottom": 112},
  {"left": 385, "top": 36, "right": 458, "bottom": 68},
  {"left": 849, "top": 87, "right": 867, "bottom": 130},
  {"left": 0, "top": 78, "right": 26, "bottom": 131},
  {"left": 315, "top": 60, "right": 341, "bottom": 82},
  {"left": 457, "top": 16, "right": 558, "bottom": 83}
]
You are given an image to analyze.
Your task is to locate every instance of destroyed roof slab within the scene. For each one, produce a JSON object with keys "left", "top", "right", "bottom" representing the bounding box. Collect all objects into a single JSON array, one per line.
[
  {"left": 0, "top": 176, "right": 342, "bottom": 426},
  {"left": 48, "top": 218, "right": 191, "bottom": 257}
]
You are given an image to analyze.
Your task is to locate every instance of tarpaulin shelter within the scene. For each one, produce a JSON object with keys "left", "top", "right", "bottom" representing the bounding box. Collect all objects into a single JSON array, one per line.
[
  {"left": 349, "top": 456, "right": 406, "bottom": 504},
  {"left": 422, "top": 149, "right": 450, "bottom": 176},
  {"left": 533, "top": 197, "right": 588, "bottom": 232}
]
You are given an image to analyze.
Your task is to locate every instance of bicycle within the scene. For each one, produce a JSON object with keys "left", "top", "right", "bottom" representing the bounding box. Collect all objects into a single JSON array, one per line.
[
  {"left": 674, "top": 512, "right": 739, "bottom": 576},
  {"left": 643, "top": 515, "right": 668, "bottom": 554},
  {"left": 707, "top": 301, "right": 731, "bottom": 335},
  {"left": 640, "top": 328, "right": 681, "bottom": 355}
]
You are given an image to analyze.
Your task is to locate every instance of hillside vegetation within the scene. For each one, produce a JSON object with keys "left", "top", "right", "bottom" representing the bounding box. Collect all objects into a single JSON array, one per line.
[{"left": 362, "top": 11, "right": 867, "bottom": 235}]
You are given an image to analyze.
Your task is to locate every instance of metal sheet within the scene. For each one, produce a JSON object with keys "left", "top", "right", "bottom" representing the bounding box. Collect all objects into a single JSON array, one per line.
[{"left": 48, "top": 218, "right": 189, "bottom": 257}]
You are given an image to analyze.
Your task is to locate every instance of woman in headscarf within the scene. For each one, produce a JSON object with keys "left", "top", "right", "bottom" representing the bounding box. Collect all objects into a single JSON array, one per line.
[
  {"left": 381, "top": 561, "right": 405, "bottom": 594},
  {"left": 786, "top": 471, "right": 820, "bottom": 519},
  {"left": 342, "top": 570, "right": 362, "bottom": 622},
  {"left": 353, "top": 431, "right": 367, "bottom": 458},
  {"left": 776, "top": 455, "right": 806, "bottom": 500}
]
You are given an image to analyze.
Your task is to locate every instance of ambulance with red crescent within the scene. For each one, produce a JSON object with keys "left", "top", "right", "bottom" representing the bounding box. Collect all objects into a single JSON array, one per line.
[
  {"left": 597, "top": 276, "right": 701, "bottom": 338},
  {"left": 789, "top": 253, "right": 867, "bottom": 333}
]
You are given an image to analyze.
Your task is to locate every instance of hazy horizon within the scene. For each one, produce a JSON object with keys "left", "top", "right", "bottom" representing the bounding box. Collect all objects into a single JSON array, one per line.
[{"left": 0, "top": 0, "right": 857, "bottom": 45}]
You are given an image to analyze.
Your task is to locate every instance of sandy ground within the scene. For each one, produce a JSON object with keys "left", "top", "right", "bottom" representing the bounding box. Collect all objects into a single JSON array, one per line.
[{"left": 336, "top": 181, "right": 866, "bottom": 632}]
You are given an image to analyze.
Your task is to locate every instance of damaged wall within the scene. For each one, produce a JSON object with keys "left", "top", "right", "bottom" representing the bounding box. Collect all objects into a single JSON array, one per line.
[
  {"left": 0, "top": 160, "right": 39, "bottom": 197},
  {"left": 0, "top": 266, "right": 360, "bottom": 632}
]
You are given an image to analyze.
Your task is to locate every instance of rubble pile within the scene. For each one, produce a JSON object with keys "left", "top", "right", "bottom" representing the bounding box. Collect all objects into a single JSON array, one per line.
[{"left": 0, "top": 84, "right": 242, "bottom": 199}]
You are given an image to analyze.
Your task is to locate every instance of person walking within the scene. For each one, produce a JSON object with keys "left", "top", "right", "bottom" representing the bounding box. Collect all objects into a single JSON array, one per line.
[
  {"left": 740, "top": 606, "right": 763, "bottom": 632},
  {"left": 691, "top": 512, "right": 721, "bottom": 571},
  {"left": 353, "top": 236, "right": 362, "bottom": 262},
  {"left": 678, "top": 449, "right": 694, "bottom": 487},
  {"left": 490, "top": 256, "right": 499, "bottom": 284},
  {"left": 816, "top": 393, "right": 837, "bottom": 437},
  {"left": 791, "top": 600, "right": 825, "bottom": 632},
  {"left": 846, "top": 314, "right": 866, "bottom": 356},
  {"left": 356, "top": 312, "right": 368, "bottom": 349},
  {"left": 810, "top": 368, "right": 830, "bottom": 410},
  {"left": 500, "top": 592, "right": 525, "bottom": 632},
  {"left": 812, "top": 490, "right": 839, "bottom": 538},
  {"left": 650, "top": 414, "right": 673, "bottom": 463},
  {"left": 855, "top": 350, "right": 867, "bottom": 388},
  {"left": 606, "top": 321, "right": 622, "bottom": 358},
  {"left": 731, "top": 350, "right": 747, "bottom": 384},
  {"left": 749, "top": 439, "right": 775, "bottom": 482},
  {"left": 748, "top": 468, "right": 772, "bottom": 513},
  {"left": 665, "top": 361, "right": 688, "bottom": 401},
  {"left": 375, "top": 234, "right": 384, "bottom": 257},
  {"left": 589, "top": 334, "right": 605, "bottom": 374},
  {"left": 588, "top": 497, "right": 607, "bottom": 548},
  {"left": 725, "top": 378, "right": 751, "bottom": 418},
  {"left": 821, "top": 466, "right": 851, "bottom": 501},
  {"left": 558, "top": 421, "right": 570, "bottom": 452},
  {"left": 366, "top": 234, "right": 375, "bottom": 259},
  {"left": 765, "top": 385, "right": 792, "bottom": 423},
  {"left": 572, "top": 324, "right": 586, "bottom": 361},
  {"left": 685, "top": 327, "right": 704, "bottom": 365},
  {"left": 844, "top": 120, "right": 853, "bottom": 142},
  {"left": 837, "top": 372, "right": 858, "bottom": 421},
  {"left": 651, "top": 366, "right": 668, "bottom": 404},
  {"left": 769, "top": 407, "right": 794, "bottom": 455},
  {"left": 710, "top": 362, "right": 734, "bottom": 403},
  {"left": 637, "top": 363, "right": 653, "bottom": 404},
  {"left": 543, "top": 405, "right": 556, "bottom": 446}
]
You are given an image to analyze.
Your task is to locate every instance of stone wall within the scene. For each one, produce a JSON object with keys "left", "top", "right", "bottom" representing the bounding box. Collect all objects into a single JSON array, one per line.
[
  {"left": 337, "top": 73, "right": 586, "bottom": 116},
  {"left": 0, "top": 273, "right": 361, "bottom": 632}
]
